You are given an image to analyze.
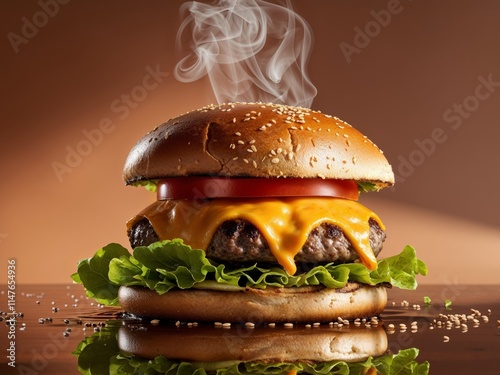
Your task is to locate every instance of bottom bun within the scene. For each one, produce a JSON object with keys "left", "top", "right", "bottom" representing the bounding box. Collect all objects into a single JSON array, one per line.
[{"left": 118, "top": 282, "right": 387, "bottom": 322}]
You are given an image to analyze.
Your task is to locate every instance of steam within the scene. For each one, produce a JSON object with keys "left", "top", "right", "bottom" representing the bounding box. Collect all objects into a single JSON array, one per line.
[{"left": 174, "top": 0, "right": 317, "bottom": 108}]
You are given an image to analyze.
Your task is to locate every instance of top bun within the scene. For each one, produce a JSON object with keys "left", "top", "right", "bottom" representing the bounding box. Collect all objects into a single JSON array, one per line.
[{"left": 123, "top": 102, "right": 394, "bottom": 188}]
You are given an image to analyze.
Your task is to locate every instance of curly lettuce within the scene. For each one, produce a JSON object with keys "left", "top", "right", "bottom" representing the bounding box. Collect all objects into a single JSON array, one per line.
[{"left": 72, "top": 240, "right": 427, "bottom": 307}]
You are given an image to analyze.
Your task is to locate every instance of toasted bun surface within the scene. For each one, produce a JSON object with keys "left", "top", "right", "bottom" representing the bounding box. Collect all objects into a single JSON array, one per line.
[
  {"left": 118, "top": 323, "right": 388, "bottom": 363},
  {"left": 118, "top": 282, "right": 387, "bottom": 323},
  {"left": 123, "top": 103, "right": 394, "bottom": 188}
]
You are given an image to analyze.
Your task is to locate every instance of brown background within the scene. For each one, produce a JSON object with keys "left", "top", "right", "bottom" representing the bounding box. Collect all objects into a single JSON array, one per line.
[{"left": 1, "top": 0, "right": 499, "bottom": 284}]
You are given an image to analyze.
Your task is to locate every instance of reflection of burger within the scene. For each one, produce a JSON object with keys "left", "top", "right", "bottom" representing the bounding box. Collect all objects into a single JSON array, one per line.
[
  {"left": 118, "top": 324, "right": 388, "bottom": 364},
  {"left": 73, "top": 102, "right": 426, "bottom": 322},
  {"left": 74, "top": 320, "right": 430, "bottom": 374}
]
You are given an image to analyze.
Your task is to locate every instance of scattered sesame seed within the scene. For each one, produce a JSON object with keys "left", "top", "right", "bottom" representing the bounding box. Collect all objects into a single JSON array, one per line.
[
  {"left": 271, "top": 158, "right": 280, "bottom": 164},
  {"left": 443, "top": 336, "right": 450, "bottom": 342}
]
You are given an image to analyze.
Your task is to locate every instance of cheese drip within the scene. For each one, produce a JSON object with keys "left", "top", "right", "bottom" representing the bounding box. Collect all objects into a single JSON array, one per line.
[{"left": 127, "top": 198, "right": 384, "bottom": 275}]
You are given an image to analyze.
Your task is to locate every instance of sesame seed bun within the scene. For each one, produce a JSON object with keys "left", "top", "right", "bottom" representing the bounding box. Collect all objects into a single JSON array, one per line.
[
  {"left": 118, "top": 322, "right": 388, "bottom": 364},
  {"left": 123, "top": 102, "right": 394, "bottom": 188},
  {"left": 118, "top": 282, "right": 387, "bottom": 323}
]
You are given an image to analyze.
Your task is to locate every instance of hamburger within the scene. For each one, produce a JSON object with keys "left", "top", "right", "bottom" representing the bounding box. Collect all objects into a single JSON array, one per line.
[
  {"left": 74, "top": 319, "right": 430, "bottom": 374},
  {"left": 72, "top": 102, "right": 427, "bottom": 322}
]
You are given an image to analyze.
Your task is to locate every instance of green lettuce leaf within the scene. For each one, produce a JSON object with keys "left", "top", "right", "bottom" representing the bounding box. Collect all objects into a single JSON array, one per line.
[
  {"left": 71, "top": 243, "right": 130, "bottom": 306},
  {"left": 73, "top": 240, "right": 427, "bottom": 306},
  {"left": 132, "top": 180, "right": 158, "bottom": 192}
]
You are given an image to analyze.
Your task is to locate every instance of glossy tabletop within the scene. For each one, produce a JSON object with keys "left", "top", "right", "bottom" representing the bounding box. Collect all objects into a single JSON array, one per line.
[{"left": 0, "top": 284, "right": 499, "bottom": 374}]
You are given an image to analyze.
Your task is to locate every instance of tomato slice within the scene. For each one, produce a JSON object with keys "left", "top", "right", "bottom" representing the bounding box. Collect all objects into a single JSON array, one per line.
[{"left": 157, "top": 177, "right": 359, "bottom": 200}]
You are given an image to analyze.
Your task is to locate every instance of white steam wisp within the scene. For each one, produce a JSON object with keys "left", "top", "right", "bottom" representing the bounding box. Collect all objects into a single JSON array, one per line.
[{"left": 174, "top": 0, "right": 317, "bottom": 108}]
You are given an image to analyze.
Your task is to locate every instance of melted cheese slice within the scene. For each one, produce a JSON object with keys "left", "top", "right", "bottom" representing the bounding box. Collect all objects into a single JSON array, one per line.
[{"left": 127, "top": 198, "right": 384, "bottom": 275}]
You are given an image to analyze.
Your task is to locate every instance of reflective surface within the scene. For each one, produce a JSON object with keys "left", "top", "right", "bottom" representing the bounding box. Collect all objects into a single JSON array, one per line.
[{"left": 0, "top": 284, "right": 499, "bottom": 374}]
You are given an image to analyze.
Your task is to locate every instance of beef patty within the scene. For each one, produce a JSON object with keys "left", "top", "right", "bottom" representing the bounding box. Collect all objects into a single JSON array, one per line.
[{"left": 128, "top": 218, "right": 385, "bottom": 266}]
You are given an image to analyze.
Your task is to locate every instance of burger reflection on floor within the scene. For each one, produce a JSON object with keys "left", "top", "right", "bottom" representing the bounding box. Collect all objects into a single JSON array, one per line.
[{"left": 73, "top": 318, "right": 429, "bottom": 375}]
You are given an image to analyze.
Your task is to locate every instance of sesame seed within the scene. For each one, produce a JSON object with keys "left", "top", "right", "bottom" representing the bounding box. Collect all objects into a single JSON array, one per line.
[
  {"left": 235, "top": 132, "right": 241, "bottom": 136},
  {"left": 268, "top": 323, "right": 276, "bottom": 328},
  {"left": 245, "top": 322, "right": 255, "bottom": 328},
  {"left": 271, "top": 158, "right": 280, "bottom": 164},
  {"left": 150, "top": 319, "right": 160, "bottom": 325},
  {"left": 443, "top": 336, "right": 450, "bottom": 342},
  {"left": 238, "top": 140, "right": 245, "bottom": 145},
  {"left": 229, "top": 144, "right": 236, "bottom": 149},
  {"left": 232, "top": 118, "right": 236, "bottom": 123},
  {"left": 284, "top": 323, "right": 294, "bottom": 328},
  {"left": 251, "top": 145, "right": 257, "bottom": 152},
  {"left": 252, "top": 160, "right": 257, "bottom": 168},
  {"left": 243, "top": 117, "right": 251, "bottom": 122},
  {"left": 243, "top": 159, "right": 249, "bottom": 163}
]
